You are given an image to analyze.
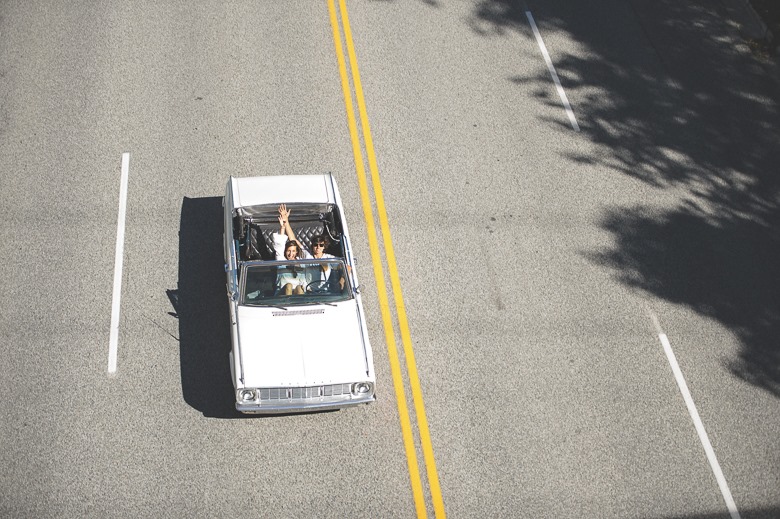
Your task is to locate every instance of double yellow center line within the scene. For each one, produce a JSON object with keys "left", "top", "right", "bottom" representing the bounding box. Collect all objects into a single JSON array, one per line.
[{"left": 327, "top": 1, "right": 445, "bottom": 517}]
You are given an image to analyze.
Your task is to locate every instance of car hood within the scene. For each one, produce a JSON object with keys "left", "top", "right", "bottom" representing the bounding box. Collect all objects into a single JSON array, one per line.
[{"left": 236, "top": 301, "right": 370, "bottom": 388}]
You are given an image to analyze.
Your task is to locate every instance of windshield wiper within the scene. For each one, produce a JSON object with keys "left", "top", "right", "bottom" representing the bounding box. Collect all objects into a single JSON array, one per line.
[{"left": 248, "top": 303, "right": 289, "bottom": 310}]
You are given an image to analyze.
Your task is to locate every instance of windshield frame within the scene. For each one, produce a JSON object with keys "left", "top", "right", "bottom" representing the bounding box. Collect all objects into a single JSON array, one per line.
[{"left": 239, "top": 258, "right": 353, "bottom": 307}]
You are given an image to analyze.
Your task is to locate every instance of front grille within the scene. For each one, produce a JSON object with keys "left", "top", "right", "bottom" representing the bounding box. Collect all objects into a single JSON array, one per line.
[{"left": 258, "top": 383, "right": 352, "bottom": 401}]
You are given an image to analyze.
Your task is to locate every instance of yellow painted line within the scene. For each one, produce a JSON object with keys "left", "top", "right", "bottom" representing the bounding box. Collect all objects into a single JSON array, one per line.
[
  {"left": 337, "top": 1, "right": 447, "bottom": 517},
  {"left": 327, "top": 1, "right": 427, "bottom": 517}
]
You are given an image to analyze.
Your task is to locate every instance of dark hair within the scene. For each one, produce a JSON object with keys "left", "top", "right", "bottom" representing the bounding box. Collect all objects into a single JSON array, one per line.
[
  {"left": 311, "top": 234, "right": 330, "bottom": 248},
  {"left": 284, "top": 240, "right": 300, "bottom": 258}
]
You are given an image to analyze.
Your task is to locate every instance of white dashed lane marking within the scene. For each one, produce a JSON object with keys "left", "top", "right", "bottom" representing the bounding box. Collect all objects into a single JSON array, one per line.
[
  {"left": 525, "top": 10, "right": 581, "bottom": 132},
  {"left": 650, "top": 312, "right": 741, "bottom": 519},
  {"left": 108, "top": 152, "right": 130, "bottom": 375}
]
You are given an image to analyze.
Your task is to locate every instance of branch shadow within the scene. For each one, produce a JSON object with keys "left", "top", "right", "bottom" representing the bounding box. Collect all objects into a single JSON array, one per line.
[
  {"left": 472, "top": 0, "right": 780, "bottom": 396},
  {"left": 650, "top": 504, "right": 780, "bottom": 519},
  {"left": 587, "top": 203, "right": 780, "bottom": 397}
]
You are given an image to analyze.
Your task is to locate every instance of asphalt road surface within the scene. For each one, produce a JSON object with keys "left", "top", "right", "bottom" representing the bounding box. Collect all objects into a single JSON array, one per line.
[{"left": 1, "top": 1, "right": 778, "bottom": 518}]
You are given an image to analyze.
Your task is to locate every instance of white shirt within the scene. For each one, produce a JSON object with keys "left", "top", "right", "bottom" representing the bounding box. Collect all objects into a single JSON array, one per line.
[{"left": 271, "top": 232, "right": 337, "bottom": 283}]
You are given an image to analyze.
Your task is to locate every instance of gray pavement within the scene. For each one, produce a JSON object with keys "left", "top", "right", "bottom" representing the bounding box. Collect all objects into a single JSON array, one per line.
[{"left": 1, "top": 1, "right": 778, "bottom": 518}]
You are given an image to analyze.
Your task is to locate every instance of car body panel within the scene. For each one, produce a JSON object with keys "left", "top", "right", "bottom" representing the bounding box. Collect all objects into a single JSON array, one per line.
[
  {"left": 231, "top": 175, "right": 334, "bottom": 208},
  {"left": 237, "top": 302, "right": 370, "bottom": 388}
]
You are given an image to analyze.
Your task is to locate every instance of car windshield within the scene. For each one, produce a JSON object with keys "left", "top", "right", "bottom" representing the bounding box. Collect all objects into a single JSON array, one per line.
[{"left": 241, "top": 259, "right": 353, "bottom": 306}]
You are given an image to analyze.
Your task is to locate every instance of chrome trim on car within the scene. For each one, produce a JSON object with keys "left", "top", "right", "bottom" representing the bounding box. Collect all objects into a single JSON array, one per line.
[
  {"left": 271, "top": 309, "right": 325, "bottom": 317},
  {"left": 236, "top": 390, "right": 375, "bottom": 414},
  {"left": 257, "top": 383, "right": 353, "bottom": 400}
]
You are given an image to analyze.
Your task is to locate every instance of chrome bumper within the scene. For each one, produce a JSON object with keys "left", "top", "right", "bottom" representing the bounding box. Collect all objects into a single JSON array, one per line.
[{"left": 236, "top": 394, "right": 375, "bottom": 414}]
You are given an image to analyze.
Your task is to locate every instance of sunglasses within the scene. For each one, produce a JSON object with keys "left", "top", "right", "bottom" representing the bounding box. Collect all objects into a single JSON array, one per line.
[{"left": 313, "top": 242, "right": 326, "bottom": 247}]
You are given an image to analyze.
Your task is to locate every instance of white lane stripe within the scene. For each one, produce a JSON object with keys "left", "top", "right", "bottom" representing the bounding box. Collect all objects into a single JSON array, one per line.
[
  {"left": 108, "top": 152, "right": 130, "bottom": 375},
  {"left": 651, "top": 314, "right": 741, "bottom": 519},
  {"left": 525, "top": 11, "right": 581, "bottom": 132}
]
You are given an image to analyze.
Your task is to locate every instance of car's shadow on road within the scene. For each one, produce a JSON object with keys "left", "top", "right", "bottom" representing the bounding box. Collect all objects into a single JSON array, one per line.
[{"left": 172, "top": 196, "right": 243, "bottom": 418}]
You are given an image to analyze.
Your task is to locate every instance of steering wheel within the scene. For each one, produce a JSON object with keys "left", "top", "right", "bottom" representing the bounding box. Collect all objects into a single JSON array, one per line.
[{"left": 306, "top": 281, "right": 329, "bottom": 293}]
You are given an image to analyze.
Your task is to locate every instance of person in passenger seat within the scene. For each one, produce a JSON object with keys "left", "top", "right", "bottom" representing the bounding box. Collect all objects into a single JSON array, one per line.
[
  {"left": 271, "top": 210, "right": 307, "bottom": 295},
  {"left": 275, "top": 204, "right": 346, "bottom": 291}
]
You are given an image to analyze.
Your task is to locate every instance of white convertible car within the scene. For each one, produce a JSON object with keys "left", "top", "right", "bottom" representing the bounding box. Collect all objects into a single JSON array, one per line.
[{"left": 223, "top": 174, "right": 376, "bottom": 414}]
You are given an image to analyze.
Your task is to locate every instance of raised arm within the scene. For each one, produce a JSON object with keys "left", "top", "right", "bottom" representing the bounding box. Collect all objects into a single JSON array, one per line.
[{"left": 278, "top": 204, "right": 306, "bottom": 252}]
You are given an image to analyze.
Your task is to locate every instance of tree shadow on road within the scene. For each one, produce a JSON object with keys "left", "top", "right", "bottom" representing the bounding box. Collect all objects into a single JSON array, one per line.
[
  {"left": 471, "top": 0, "right": 780, "bottom": 396},
  {"left": 654, "top": 503, "right": 780, "bottom": 519},
  {"left": 589, "top": 203, "right": 780, "bottom": 396}
]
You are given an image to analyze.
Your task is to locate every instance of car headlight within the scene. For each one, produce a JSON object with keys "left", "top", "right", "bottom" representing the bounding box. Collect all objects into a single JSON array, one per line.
[
  {"left": 352, "top": 382, "right": 372, "bottom": 395},
  {"left": 238, "top": 389, "right": 257, "bottom": 403}
]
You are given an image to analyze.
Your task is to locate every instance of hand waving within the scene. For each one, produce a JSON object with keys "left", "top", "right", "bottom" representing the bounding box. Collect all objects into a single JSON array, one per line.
[{"left": 278, "top": 204, "right": 291, "bottom": 224}]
